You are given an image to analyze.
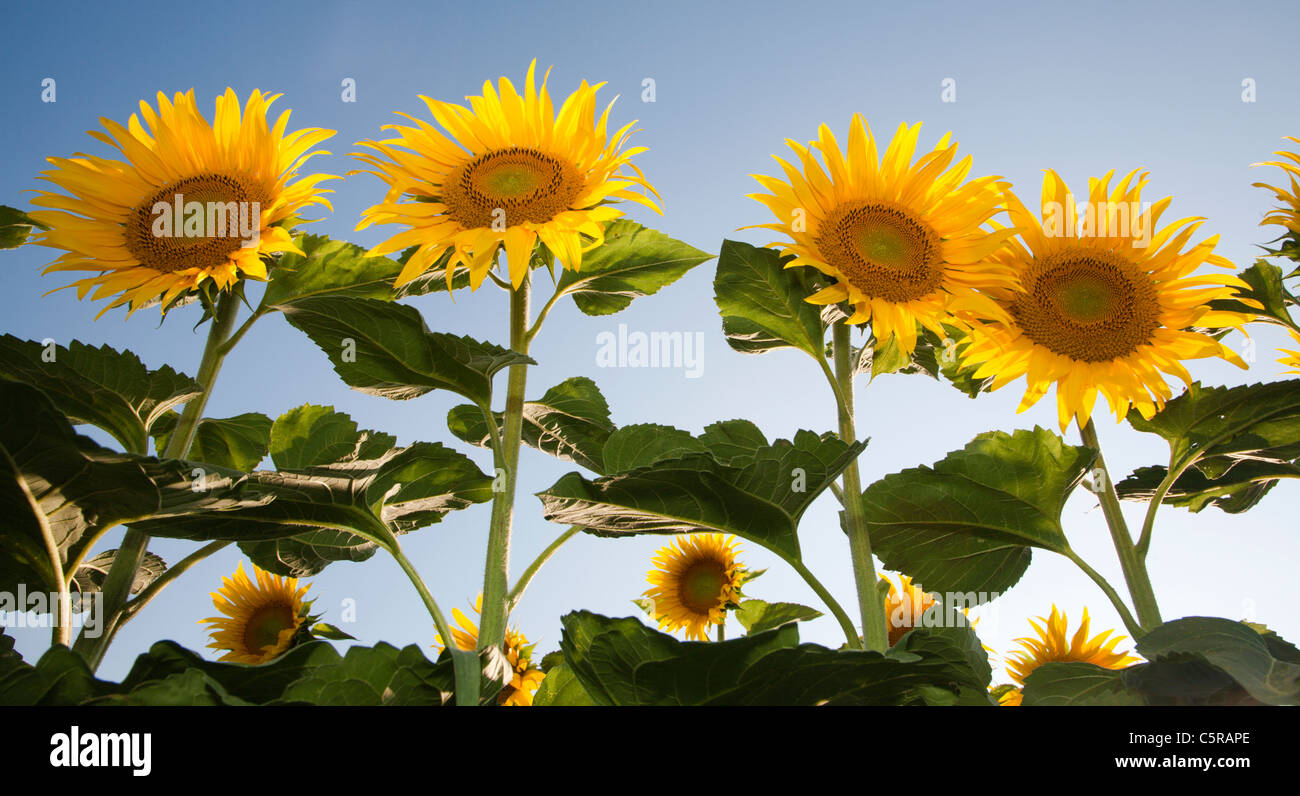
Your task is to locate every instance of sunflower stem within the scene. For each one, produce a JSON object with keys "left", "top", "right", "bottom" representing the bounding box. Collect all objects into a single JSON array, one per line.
[
  {"left": 1061, "top": 548, "right": 1143, "bottom": 638},
  {"left": 73, "top": 290, "right": 242, "bottom": 669},
  {"left": 120, "top": 541, "right": 229, "bottom": 623},
  {"left": 1135, "top": 455, "right": 1184, "bottom": 560},
  {"left": 479, "top": 273, "right": 532, "bottom": 654},
  {"left": 1077, "top": 418, "right": 1163, "bottom": 631},
  {"left": 831, "top": 324, "right": 889, "bottom": 652},
  {"left": 785, "top": 556, "right": 861, "bottom": 650},
  {"left": 507, "top": 525, "right": 582, "bottom": 612},
  {"left": 389, "top": 540, "right": 479, "bottom": 705},
  {"left": 716, "top": 620, "right": 726, "bottom": 642}
]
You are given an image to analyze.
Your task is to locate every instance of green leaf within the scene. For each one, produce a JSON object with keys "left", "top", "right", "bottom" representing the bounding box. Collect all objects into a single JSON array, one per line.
[
  {"left": 601, "top": 423, "right": 707, "bottom": 473},
  {"left": 1128, "top": 381, "right": 1300, "bottom": 475},
  {"left": 558, "top": 611, "right": 992, "bottom": 706},
  {"left": 0, "top": 335, "right": 201, "bottom": 454},
  {"left": 0, "top": 205, "right": 47, "bottom": 249},
  {"left": 152, "top": 411, "right": 272, "bottom": 471},
  {"left": 863, "top": 427, "right": 1096, "bottom": 596},
  {"left": 447, "top": 377, "right": 614, "bottom": 474},
  {"left": 714, "top": 240, "right": 827, "bottom": 359},
  {"left": 0, "top": 642, "right": 107, "bottom": 705},
  {"left": 553, "top": 221, "right": 713, "bottom": 316},
  {"left": 734, "top": 599, "right": 823, "bottom": 635},
  {"left": 532, "top": 662, "right": 596, "bottom": 706},
  {"left": 1021, "top": 662, "right": 1149, "bottom": 706},
  {"left": 1135, "top": 617, "right": 1300, "bottom": 705},
  {"left": 260, "top": 233, "right": 405, "bottom": 307},
  {"left": 310, "top": 622, "right": 356, "bottom": 641},
  {"left": 538, "top": 429, "right": 866, "bottom": 560},
  {"left": 137, "top": 404, "right": 494, "bottom": 576},
  {"left": 72, "top": 550, "right": 166, "bottom": 596},
  {"left": 1209, "top": 260, "right": 1295, "bottom": 327},
  {"left": 278, "top": 296, "right": 533, "bottom": 405},
  {"left": 0, "top": 379, "right": 229, "bottom": 594},
  {"left": 696, "top": 419, "right": 768, "bottom": 465},
  {"left": 1116, "top": 461, "right": 1298, "bottom": 514}
]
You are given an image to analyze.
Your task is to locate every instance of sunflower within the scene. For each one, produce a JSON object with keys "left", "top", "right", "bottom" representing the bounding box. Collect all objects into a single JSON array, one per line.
[
  {"left": 1279, "top": 329, "right": 1300, "bottom": 375},
  {"left": 880, "top": 573, "right": 937, "bottom": 646},
  {"left": 1001, "top": 605, "right": 1141, "bottom": 705},
  {"left": 958, "top": 170, "right": 1254, "bottom": 430},
  {"left": 200, "top": 561, "right": 310, "bottom": 665},
  {"left": 29, "top": 89, "right": 336, "bottom": 317},
  {"left": 352, "top": 61, "right": 660, "bottom": 291},
  {"left": 747, "top": 115, "right": 1013, "bottom": 354},
  {"left": 435, "top": 595, "right": 545, "bottom": 706},
  {"left": 643, "top": 533, "right": 745, "bottom": 641},
  {"left": 1253, "top": 136, "right": 1300, "bottom": 247}
]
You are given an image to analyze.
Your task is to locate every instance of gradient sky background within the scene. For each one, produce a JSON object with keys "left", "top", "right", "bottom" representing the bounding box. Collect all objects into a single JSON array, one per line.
[{"left": 2, "top": 0, "right": 1297, "bottom": 683}]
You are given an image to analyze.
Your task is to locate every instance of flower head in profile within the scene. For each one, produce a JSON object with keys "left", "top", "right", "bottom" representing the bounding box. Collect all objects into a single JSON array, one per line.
[
  {"left": 748, "top": 115, "right": 1013, "bottom": 353},
  {"left": 353, "top": 61, "right": 660, "bottom": 291},
  {"left": 957, "top": 170, "right": 1255, "bottom": 430},
  {"left": 200, "top": 562, "right": 311, "bottom": 665},
  {"left": 1253, "top": 136, "right": 1300, "bottom": 256},
  {"left": 30, "top": 89, "right": 336, "bottom": 317},
  {"left": 880, "top": 573, "right": 937, "bottom": 646},
  {"left": 999, "top": 605, "right": 1140, "bottom": 705},
  {"left": 643, "top": 533, "right": 746, "bottom": 641},
  {"left": 435, "top": 595, "right": 545, "bottom": 706}
]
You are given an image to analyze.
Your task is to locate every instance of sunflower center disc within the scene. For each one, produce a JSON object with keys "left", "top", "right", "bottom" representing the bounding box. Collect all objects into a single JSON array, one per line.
[
  {"left": 679, "top": 562, "right": 727, "bottom": 614},
  {"left": 443, "top": 147, "right": 585, "bottom": 230},
  {"left": 814, "top": 200, "right": 944, "bottom": 303},
  {"left": 243, "top": 602, "right": 296, "bottom": 654},
  {"left": 126, "top": 172, "right": 267, "bottom": 274},
  {"left": 1010, "top": 248, "right": 1161, "bottom": 362}
]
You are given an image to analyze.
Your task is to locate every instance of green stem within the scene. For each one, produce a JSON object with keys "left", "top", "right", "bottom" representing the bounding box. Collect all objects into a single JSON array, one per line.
[
  {"left": 1135, "top": 457, "right": 1183, "bottom": 560},
  {"left": 389, "top": 540, "right": 478, "bottom": 706},
  {"left": 120, "top": 541, "right": 229, "bottom": 623},
  {"left": 2, "top": 444, "right": 72, "bottom": 646},
  {"left": 479, "top": 275, "right": 532, "bottom": 651},
  {"left": 1061, "top": 548, "right": 1143, "bottom": 638},
  {"left": 1078, "top": 418, "right": 1162, "bottom": 630},
  {"left": 785, "top": 556, "right": 862, "bottom": 650},
  {"left": 716, "top": 619, "right": 726, "bottom": 642},
  {"left": 831, "top": 324, "right": 888, "bottom": 652},
  {"left": 72, "top": 291, "right": 242, "bottom": 669},
  {"left": 507, "top": 525, "right": 581, "bottom": 612}
]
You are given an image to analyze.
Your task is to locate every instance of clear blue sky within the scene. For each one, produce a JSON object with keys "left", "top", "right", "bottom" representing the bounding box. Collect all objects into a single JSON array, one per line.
[{"left": 3, "top": 0, "right": 1297, "bottom": 681}]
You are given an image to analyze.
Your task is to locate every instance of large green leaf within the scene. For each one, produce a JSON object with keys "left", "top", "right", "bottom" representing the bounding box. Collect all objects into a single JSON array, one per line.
[
  {"left": 0, "top": 335, "right": 200, "bottom": 454},
  {"left": 558, "top": 611, "right": 993, "bottom": 706},
  {"left": 1127, "top": 381, "right": 1300, "bottom": 474},
  {"left": 553, "top": 221, "right": 712, "bottom": 316},
  {"left": 278, "top": 296, "right": 533, "bottom": 405},
  {"left": 1116, "top": 461, "right": 1298, "bottom": 514},
  {"left": 531, "top": 662, "right": 596, "bottom": 706},
  {"left": 1135, "top": 617, "right": 1300, "bottom": 705},
  {"left": 152, "top": 411, "right": 273, "bottom": 471},
  {"left": 713, "top": 239, "right": 826, "bottom": 359},
  {"left": 1121, "top": 381, "right": 1300, "bottom": 515},
  {"left": 537, "top": 428, "right": 865, "bottom": 560},
  {"left": 447, "top": 377, "right": 614, "bottom": 474},
  {"left": 0, "top": 636, "right": 459, "bottom": 706},
  {"left": 0, "top": 379, "right": 244, "bottom": 594},
  {"left": 1209, "top": 260, "right": 1295, "bottom": 328},
  {"left": 862, "top": 427, "right": 1096, "bottom": 597},
  {"left": 135, "top": 404, "right": 495, "bottom": 576},
  {"left": 0, "top": 205, "right": 47, "bottom": 249}
]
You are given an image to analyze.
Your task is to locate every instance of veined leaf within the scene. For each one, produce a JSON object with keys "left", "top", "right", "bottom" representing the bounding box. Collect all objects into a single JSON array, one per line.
[
  {"left": 734, "top": 599, "right": 822, "bottom": 635},
  {"left": 714, "top": 239, "right": 827, "bottom": 359},
  {"left": 278, "top": 296, "right": 533, "bottom": 405},
  {"left": 0, "top": 335, "right": 200, "bottom": 454},
  {"left": 152, "top": 411, "right": 272, "bottom": 470},
  {"left": 538, "top": 428, "right": 865, "bottom": 560},
  {"left": 0, "top": 205, "right": 47, "bottom": 249},
  {"left": 554, "top": 221, "right": 712, "bottom": 316},
  {"left": 862, "top": 427, "right": 1096, "bottom": 596}
]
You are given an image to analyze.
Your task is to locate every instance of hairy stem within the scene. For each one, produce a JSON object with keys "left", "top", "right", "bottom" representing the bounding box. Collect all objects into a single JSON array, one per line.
[
  {"left": 479, "top": 275, "right": 532, "bottom": 651},
  {"left": 1078, "top": 418, "right": 1162, "bottom": 630},
  {"left": 831, "top": 324, "right": 888, "bottom": 652}
]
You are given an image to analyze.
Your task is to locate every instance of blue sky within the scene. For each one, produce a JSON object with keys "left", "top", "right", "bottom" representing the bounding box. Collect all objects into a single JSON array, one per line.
[{"left": 2, "top": 0, "right": 1298, "bottom": 681}]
